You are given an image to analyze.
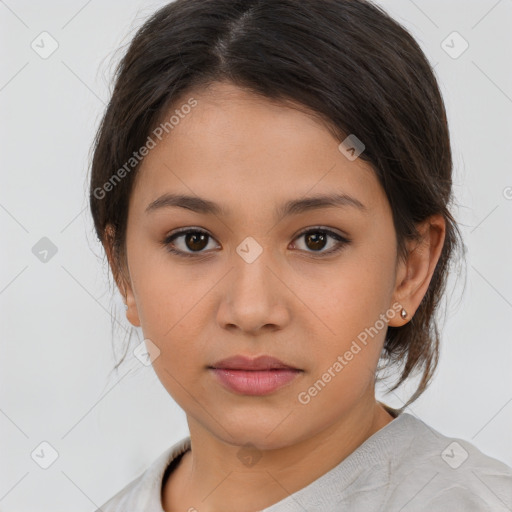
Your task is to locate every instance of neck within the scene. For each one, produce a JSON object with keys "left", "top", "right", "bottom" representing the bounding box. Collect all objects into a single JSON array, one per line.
[{"left": 162, "top": 399, "right": 395, "bottom": 512}]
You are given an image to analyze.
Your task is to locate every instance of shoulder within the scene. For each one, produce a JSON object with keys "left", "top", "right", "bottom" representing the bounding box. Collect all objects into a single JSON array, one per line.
[
  {"left": 383, "top": 413, "right": 512, "bottom": 511},
  {"left": 95, "top": 436, "right": 191, "bottom": 512}
]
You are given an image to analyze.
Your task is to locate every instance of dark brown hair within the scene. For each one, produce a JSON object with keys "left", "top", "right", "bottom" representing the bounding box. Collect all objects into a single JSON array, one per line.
[{"left": 89, "top": 0, "right": 465, "bottom": 408}]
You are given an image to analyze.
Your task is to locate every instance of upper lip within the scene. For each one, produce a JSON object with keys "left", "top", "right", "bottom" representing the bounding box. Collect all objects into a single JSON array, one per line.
[{"left": 210, "top": 355, "right": 300, "bottom": 371}]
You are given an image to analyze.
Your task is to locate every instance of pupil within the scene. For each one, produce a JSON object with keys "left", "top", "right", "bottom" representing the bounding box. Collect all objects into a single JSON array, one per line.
[
  {"left": 306, "top": 233, "right": 326, "bottom": 251},
  {"left": 187, "top": 233, "right": 208, "bottom": 251}
]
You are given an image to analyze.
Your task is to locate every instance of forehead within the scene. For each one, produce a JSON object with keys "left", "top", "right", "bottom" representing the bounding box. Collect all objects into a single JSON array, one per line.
[{"left": 131, "top": 82, "right": 386, "bottom": 217}]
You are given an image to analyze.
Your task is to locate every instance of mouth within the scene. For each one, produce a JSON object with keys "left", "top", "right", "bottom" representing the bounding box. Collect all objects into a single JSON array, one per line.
[
  {"left": 209, "top": 368, "right": 302, "bottom": 395},
  {"left": 208, "top": 355, "right": 303, "bottom": 395},
  {"left": 209, "top": 354, "right": 301, "bottom": 371}
]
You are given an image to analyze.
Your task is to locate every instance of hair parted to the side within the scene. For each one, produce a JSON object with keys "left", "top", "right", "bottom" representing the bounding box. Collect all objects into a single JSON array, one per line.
[{"left": 88, "top": 0, "right": 466, "bottom": 409}]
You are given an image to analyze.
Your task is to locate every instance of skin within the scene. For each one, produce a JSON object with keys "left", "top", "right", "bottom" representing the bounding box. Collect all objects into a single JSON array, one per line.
[{"left": 104, "top": 81, "right": 446, "bottom": 512}]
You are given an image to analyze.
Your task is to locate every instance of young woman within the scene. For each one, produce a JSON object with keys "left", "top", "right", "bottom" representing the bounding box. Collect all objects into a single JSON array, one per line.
[{"left": 89, "top": 0, "right": 512, "bottom": 510}]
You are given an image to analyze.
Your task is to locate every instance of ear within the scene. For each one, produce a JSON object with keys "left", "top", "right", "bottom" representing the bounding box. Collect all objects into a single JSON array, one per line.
[
  {"left": 388, "top": 214, "right": 446, "bottom": 327},
  {"left": 103, "top": 224, "right": 141, "bottom": 327}
]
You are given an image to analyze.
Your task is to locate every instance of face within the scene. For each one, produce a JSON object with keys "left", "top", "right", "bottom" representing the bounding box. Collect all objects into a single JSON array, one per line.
[{"left": 116, "top": 82, "right": 409, "bottom": 449}]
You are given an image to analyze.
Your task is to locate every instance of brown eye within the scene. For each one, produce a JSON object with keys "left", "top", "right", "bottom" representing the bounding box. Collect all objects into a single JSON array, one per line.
[
  {"left": 184, "top": 232, "right": 209, "bottom": 251},
  {"left": 162, "top": 227, "right": 350, "bottom": 259},
  {"left": 292, "top": 228, "right": 351, "bottom": 257},
  {"left": 304, "top": 232, "right": 328, "bottom": 251},
  {"left": 163, "top": 229, "right": 219, "bottom": 257}
]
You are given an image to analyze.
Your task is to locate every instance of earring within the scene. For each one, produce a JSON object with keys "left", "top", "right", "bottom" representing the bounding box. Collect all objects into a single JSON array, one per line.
[
  {"left": 124, "top": 304, "right": 128, "bottom": 310},
  {"left": 400, "top": 308, "right": 407, "bottom": 319}
]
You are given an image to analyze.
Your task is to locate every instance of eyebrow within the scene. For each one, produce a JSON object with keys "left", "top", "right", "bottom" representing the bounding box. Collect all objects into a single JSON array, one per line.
[{"left": 145, "top": 192, "right": 367, "bottom": 218}]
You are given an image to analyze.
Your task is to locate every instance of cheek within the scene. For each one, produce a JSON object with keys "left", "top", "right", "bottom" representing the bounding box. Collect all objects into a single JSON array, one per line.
[
  {"left": 314, "top": 256, "right": 395, "bottom": 336},
  {"left": 147, "top": 317, "right": 208, "bottom": 411},
  {"left": 298, "top": 278, "right": 390, "bottom": 410},
  {"left": 127, "top": 243, "right": 203, "bottom": 333},
  {"left": 151, "top": 356, "right": 205, "bottom": 416},
  {"left": 301, "top": 250, "right": 395, "bottom": 388},
  {"left": 127, "top": 252, "right": 213, "bottom": 362}
]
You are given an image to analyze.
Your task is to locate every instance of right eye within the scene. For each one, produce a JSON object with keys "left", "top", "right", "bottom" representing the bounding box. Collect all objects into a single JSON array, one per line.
[{"left": 162, "top": 228, "right": 220, "bottom": 258}]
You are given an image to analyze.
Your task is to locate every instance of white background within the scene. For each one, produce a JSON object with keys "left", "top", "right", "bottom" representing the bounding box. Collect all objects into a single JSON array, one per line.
[{"left": 1, "top": 0, "right": 511, "bottom": 510}]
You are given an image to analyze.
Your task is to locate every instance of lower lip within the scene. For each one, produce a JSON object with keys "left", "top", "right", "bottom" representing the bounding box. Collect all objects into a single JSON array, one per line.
[{"left": 210, "top": 368, "right": 302, "bottom": 395}]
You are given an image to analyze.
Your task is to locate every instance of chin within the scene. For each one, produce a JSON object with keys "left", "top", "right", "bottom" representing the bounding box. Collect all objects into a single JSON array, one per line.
[{"left": 212, "top": 415, "right": 304, "bottom": 451}]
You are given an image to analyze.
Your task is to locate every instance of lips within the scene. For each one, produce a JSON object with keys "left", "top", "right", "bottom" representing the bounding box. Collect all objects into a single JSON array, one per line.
[
  {"left": 209, "top": 355, "right": 300, "bottom": 371},
  {"left": 208, "top": 355, "right": 303, "bottom": 395}
]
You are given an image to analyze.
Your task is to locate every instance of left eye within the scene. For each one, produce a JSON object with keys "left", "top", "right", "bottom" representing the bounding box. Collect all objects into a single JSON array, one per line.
[
  {"left": 291, "top": 228, "right": 350, "bottom": 256},
  {"left": 162, "top": 227, "right": 350, "bottom": 258}
]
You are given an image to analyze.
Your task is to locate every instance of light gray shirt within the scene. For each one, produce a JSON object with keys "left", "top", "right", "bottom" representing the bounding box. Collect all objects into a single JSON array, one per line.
[{"left": 97, "top": 412, "right": 512, "bottom": 511}]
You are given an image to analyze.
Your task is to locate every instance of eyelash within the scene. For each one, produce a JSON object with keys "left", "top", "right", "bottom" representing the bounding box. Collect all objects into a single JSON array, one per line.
[{"left": 161, "top": 227, "right": 351, "bottom": 259}]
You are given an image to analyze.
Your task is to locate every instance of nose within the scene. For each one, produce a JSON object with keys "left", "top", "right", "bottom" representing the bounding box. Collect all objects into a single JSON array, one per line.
[{"left": 216, "top": 246, "right": 291, "bottom": 335}]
